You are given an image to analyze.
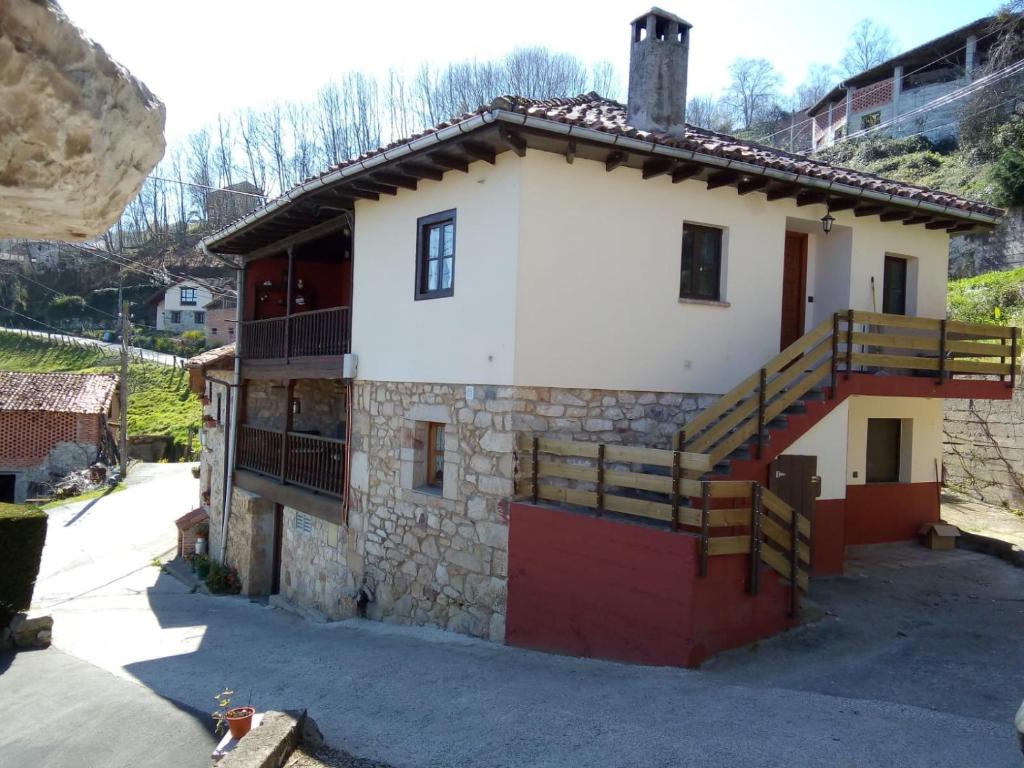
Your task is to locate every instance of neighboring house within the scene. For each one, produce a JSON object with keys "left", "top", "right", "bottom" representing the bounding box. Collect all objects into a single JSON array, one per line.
[
  {"left": 809, "top": 16, "right": 995, "bottom": 150},
  {"left": 0, "top": 372, "right": 119, "bottom": 502},
  {"left": 147, "top": 280, "right": 213, "bottom": 332},
  {"left": 204, "top": 296, "right": 237, "bottom": 347},
  {"left": 198, "top": 10, "right": 1016, "bottom": 666}
]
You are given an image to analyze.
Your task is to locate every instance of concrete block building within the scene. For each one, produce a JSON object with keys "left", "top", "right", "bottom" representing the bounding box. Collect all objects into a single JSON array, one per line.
[{"left": 195, "top": 9, "right": 1017, "bottom": 666}]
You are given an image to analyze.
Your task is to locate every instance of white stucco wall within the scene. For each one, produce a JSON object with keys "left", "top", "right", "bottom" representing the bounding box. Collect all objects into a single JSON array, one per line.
[
  {"left": 846, "top": 396, "right": 944, "bottom": 486},
  {"left": 783, "top": 395, "right": 944, "bottom": 501},
  {"left": 163, "top": 282, "right": 213, "bottom": 312},
  {"left": 351, "top": 154, "right": 520, "bottom": 384},
  {"left": 511, "top": 150, "right": 950, "bottom": 394}
]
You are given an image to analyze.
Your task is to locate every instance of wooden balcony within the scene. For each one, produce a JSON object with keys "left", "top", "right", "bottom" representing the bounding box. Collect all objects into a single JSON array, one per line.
[
  {"left": 239, "top": 306, "right": 351, "bottom": 378},
  {"left": 236, "top": 424, "right": 345, "bottom": 498}
]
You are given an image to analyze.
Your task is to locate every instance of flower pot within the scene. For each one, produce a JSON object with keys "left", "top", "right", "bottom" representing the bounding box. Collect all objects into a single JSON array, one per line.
[{"left": 226, "top": 707, "right": 255, "bottom": 740}]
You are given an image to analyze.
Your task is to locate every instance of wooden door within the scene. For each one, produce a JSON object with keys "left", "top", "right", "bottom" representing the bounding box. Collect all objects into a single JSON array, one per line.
[
  {"left": 769, "top": 454, "right": 817, "bottom": 567},
  {"left": 271, "top": 503, "right": 284, "bottom": 595},
  {"left": 780, "top": 232, "right": 808, "bottom": 350},
  {"left": 882, "top": 255, "right": 908, "bottom": 315}
]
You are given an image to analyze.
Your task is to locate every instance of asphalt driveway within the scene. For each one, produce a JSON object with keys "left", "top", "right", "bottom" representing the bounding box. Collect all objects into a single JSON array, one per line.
[{"left": 16, "top": 464, "right": 1024, "bottom": 766}]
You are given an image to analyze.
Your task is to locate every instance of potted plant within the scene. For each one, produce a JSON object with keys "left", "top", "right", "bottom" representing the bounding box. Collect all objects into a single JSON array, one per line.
[
  {"left": 212, "top": 689, "right": 255, "bottom": 740},
  {"left": 203, "top": 415, "right": 218, "bottom": 428}
]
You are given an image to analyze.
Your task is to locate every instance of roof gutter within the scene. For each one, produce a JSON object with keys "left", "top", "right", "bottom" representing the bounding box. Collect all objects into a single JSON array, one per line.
[
  {"left": 203, "top": 107, "right": 998, "bottom": 251},
  {"left": 493, "top": 111, "right": 1001, "bottom": 226},
  {"left": 203, "top": 113, "right": 498, "bottom": 250}
]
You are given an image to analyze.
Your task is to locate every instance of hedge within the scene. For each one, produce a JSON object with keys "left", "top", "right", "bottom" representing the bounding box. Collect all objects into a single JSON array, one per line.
[{"left": 0, "top": 503, "right": 48, "bottom": 627}]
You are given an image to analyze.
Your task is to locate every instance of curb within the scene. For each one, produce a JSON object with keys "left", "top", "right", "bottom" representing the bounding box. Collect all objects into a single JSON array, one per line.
[
  {"left": 161, "top": 557, "right": 210, "bottom": 594},
  {"left": 958, "top": 530, "right": 1024, "bottom": 568}
]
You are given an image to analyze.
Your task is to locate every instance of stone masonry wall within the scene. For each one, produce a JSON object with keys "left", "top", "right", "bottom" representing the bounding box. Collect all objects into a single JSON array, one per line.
[
  {"left": 345, "top": 381, "right": 715, "bottom": 642},
  {"left": 944, "top": 379, "right": 1024, "bottom": 510},
  {"left": 279, "top": 506, "right": 358, "bottom": 618},
  {"left": 225, "top": 487, "right": 275, "bottom": 596},
  {"left": 201, "top": 377, "right": 230, "bottom": 558}
]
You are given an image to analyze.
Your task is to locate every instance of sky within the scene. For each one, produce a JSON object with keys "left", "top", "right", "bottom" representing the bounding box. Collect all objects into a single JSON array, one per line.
[{"left": 60, "top": 0, "right": 1000, "bottom": 148}]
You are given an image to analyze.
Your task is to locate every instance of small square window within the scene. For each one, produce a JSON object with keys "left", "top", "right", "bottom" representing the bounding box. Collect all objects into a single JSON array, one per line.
[
  {"left": 680, "top": 223, "right": 723, "bottom": 301},
  {"left": 415, "top": 210, "right": 456, "bottom": 300},
  {"left": 426, "top": 422, "right": 445, "bottom": 488},
  {"left": 180, "top": 287, "right": 198, "bottom": 306},
  {"left": 194, "top": 311, "right": 206, "bottom": 324},
  {"left": 169, "top": 310, "right": 182, "bottom": 324},
  {"left": 861, "top": 111, "right": 881, "bottom": 130}
]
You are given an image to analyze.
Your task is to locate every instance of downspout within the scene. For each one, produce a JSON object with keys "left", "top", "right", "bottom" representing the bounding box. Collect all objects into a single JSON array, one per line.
[{"left": 220, "top": 263, "right": 245, "bottom": 562}]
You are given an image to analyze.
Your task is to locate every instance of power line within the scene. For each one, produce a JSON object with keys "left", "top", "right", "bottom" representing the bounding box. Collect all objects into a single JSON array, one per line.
[{"left": 147, "top": 175, "right": 268, "bottom": 200}]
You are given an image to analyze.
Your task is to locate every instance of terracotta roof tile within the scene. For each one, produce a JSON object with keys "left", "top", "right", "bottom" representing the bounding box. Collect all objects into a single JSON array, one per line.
[
  {"left": 206, "top": 93, "right": 1001, "bottom": 245},
  {"left": 185, "top": 343, "right": 235, "bottom": 370},
  {"left": 0, "top": 372, "right": 117, "bottom": 414}
]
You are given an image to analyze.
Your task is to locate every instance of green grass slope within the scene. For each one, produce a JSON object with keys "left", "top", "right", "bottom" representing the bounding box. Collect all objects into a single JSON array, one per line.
[
  {"left": 0, "top": 331, "right": 200, "bottom": 452},
  {"left": 948, "top": 265, "right": 1024, "bottom": 327}
]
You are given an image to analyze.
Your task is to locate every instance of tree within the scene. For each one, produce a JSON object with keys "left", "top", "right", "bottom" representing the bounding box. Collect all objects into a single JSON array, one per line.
[
  {"left": 725, "top": 57, "right": 782, "bottom": 131},
  {"left": 687, "top": 95, "right": 732, "bottom": 132},
  {"left": 841, "top": 19, "right": 896, "bottom": 76},
  {"left": 794, "top": 63, "right": 837, "bottom": 109}
]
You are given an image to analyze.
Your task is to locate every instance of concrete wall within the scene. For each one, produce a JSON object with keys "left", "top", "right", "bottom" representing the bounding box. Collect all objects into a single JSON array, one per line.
[
  {"left": 351, "top": 153, "right": 521, "bottom": 385},
  {"left": 846, "top": 396, "right": 944, "bottom": 487}
]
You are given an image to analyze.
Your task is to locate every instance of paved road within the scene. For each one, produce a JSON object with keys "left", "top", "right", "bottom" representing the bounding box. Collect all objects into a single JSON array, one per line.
[
  {"left": 24, "top": 464, "right": 1024, "bottom": 767},
  {"left": 1, "top": 326, "right": 185, "bottom": 367},
  {"left": 0, "top": 648, "right": 214, "bottom": 768}
]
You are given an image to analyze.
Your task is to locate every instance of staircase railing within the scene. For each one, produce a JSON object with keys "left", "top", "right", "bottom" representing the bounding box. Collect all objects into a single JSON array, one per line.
[
  {"left": 677, "top": 311, "right": 1019, "bottom": 470},
  {"left": 517, "top": 435, "right": 812, "bottom": 609}
]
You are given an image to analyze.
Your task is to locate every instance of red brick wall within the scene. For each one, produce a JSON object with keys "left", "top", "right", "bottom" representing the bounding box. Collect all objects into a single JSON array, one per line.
[{"left": 0, "top": 410, "right": 102, "bottom": 468}]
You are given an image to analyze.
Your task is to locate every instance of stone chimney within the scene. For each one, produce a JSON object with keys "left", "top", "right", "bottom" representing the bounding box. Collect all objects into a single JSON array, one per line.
[{"left": 627, "top": 8, "right": 692, "bottom": 138}]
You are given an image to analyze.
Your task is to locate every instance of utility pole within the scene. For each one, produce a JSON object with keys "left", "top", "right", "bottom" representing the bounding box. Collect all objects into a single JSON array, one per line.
[{"left": 119, "top": 299, "right": 129, "bottom": 479}]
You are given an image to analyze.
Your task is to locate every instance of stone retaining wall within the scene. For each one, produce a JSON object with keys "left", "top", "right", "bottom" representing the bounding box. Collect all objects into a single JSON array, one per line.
[{"left": 944, "top": 381, "right": 1024, "bottom": 510}]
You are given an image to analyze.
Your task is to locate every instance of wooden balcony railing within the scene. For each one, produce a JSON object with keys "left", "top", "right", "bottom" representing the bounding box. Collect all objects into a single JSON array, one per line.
[
  {"left": 517, "top": 436, "right": 811, "bottom": 614},
  {"left": 240, "top": 306, "right": 351, "bottom": 362},
  {"left": 236, "top": 424, "right": 345, "bottom": 498},
  {"left": 678, "top": 310, "right": 1020, "bottom": 468}
]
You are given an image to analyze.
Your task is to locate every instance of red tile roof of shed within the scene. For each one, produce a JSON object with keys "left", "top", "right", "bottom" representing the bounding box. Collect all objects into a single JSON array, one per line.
[{"left": 0, "top": 372, "right": 117, "bottom": 414}]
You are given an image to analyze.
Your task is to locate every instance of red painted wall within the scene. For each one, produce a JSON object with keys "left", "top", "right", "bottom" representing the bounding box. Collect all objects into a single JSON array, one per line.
[
  {"left": 844, "top": 482, "right": 939, "bottom": 545},
  {"left": 812, "top": 499, "right": 845, "bottom": 575},
  {"left": 506, "top": 502, "right": 795, "bottom": 668},
  {"left": 245, "top": 256, "right": 351, "bottom": 320}
]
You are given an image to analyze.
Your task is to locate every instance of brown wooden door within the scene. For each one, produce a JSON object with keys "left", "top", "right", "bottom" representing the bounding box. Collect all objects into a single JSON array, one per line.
[
  {"left": 769, "top": 454, "right": 817, "bottom": 568},
  {"left": 780, "top": 232, "right": 808, "bottom": 350}
]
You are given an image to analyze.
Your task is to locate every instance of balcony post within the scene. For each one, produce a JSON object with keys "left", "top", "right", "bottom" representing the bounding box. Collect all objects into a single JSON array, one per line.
[
  {"left": 830, "top": 312, "right": 839, "bottom": 397},
  {"left": 1011, "top": 327, "right": 1019, "bottom": 389},
  {"left": 937, "top": 319, "right": 947, "bottom": 385},
  {"left": 280, "top": 379, "right": 294, "bottom": 483},
  {"left": 844, "top": 309, "right": 854, "bottom": 379},
  {"left": 284, "top": 245, "right": 295, "bottom": 363}
]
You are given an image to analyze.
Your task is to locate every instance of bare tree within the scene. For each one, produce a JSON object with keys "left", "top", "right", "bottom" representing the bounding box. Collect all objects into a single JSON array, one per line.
[
  {"left": 841, "top": 19, "right": 896, "bottom": 76},
  {"left": 794, "top": 63, "right": 837, "bottom": 109},
  {"left": 590, "top": 60, "right": 618, "bottom": 100},
  {"left": 687, "top": 95, "right": 732, "bottom": 132},
  {"left": 725, "top": 57, "right": 782, "bottom": 131},
  {"left": 237, "top": 109, "right": 267, "bottom": 195},
  {"left": 186, "top": 127, "right": 213, "bottom": 223},
  {"left": 260, "top": 104, "right": 288, "bottom": 195}
]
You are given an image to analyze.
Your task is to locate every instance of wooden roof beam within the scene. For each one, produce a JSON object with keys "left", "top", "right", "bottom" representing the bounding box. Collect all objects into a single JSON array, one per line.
[
  {"left": 737, "top": 177, "right": 770, "bottom": 195},
  {"left": 853, "top": 204, "right": 885, "bottom": 217},
  {"left": 428, "top": 152, "right": 469, "bottom": 173},
  {"left": 642, "top": 159, "right": 673, "bottom": 180},
  {"left": 397, "top": 162, "right": 444, "bottom": 182},
  {"left": 345, "top": 186, "right": 381, "bottom": 201},
  {"left": 462, "top": 141, "right": 496, "bottom": 164},
  {"left": 671, "top": 163, "right": 701, "bottom": 183},
  {"left": 946, "top": 223, "right": 976, "bottom": 234},
  {"left": 498, "top": 127, "right": 526, "bottom": 158},
  {"left": 372, "top": 172, "right": 418, "bottom": 191},
  {"left": 925, "top": 219, "right": 958, "bottom": 230},
  {"left": 879, "top": 209, "right": 912, "bottom": 222},
  {"left": 902, "top": 215, "right": 934, "bottom": 226},
  {"left": 565, "top": 140, "right": 576, "bottom": 165},
  {"left": 706, "top": 171, "right": 739, "bottom": 190},
  {"left": 765, "top": 183, "right": 799, "bottom": 201},
  {"left": 795, "top": 191, "right": 828, "bottom": 207},
  {"left": 605, "top": 151, "right": 628, "bottom": 172},
  {"left": 826, "top": 198, "right": 857, "bottom": 212}
]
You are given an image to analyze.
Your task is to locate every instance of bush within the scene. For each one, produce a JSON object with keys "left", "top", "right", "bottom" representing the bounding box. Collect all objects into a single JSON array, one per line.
[
  {"left": 990, "top": 147, "right": 1024, "bottom": 207},
  {"left": 0, "top": 504, "right": 48, "bottom": 627},
  {"left": 205, "top": 560, "right": 241, "bottom": 594}
]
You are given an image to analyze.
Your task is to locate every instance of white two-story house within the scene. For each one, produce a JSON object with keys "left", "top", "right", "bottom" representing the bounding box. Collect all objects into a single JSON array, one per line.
[
  {"left": 149, "top": 279, "right": 214, "bottom": 332},
  {"left": 198, "top": 9, "right": 1016, "bottom": 666}
]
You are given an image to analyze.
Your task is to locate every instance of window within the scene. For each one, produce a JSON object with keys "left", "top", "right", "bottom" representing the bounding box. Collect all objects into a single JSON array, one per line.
[
  {"left": 194, "top": 311, "right": 206, "bottom": 324},
  {"left": 861, "top": 111, "right": 881, "bottom": 130},
  {"left": 866, "top": 418, "right": 902, "bottom": 483},
  {"left": 883, "top": 256, "right": 908, "bottom": 315},
  {"left": 415, "top": 210, "right": 456, "bottom": 300},
  {"left": 180, "top": 287, "right": 198, "bottom": 306},
  {"left": 426, "top": 422, "right": 445, "bottom": 488},
  {"left": 169, "top": 310, "right": 182, "bottom": 324},
  {"left": 680, "top": 223, "right": 723, "bottom": 301}
]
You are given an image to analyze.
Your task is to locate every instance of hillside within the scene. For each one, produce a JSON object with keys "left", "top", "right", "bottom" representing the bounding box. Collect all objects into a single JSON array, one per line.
[
  {"left": 0, "top": 331, "right": 201, "bottom": 453},
  {"left": 948, "top": 265, "right": 1024, "bottom": 327}
]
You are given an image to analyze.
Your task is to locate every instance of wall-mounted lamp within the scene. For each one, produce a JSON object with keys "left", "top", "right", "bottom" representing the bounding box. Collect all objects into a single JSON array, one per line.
[
  {"left": 292, "top": 398, "right": 301, "bottom": 415},
  {"left": 821, "top": 209, "right": 835, "bottom": 235}
]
